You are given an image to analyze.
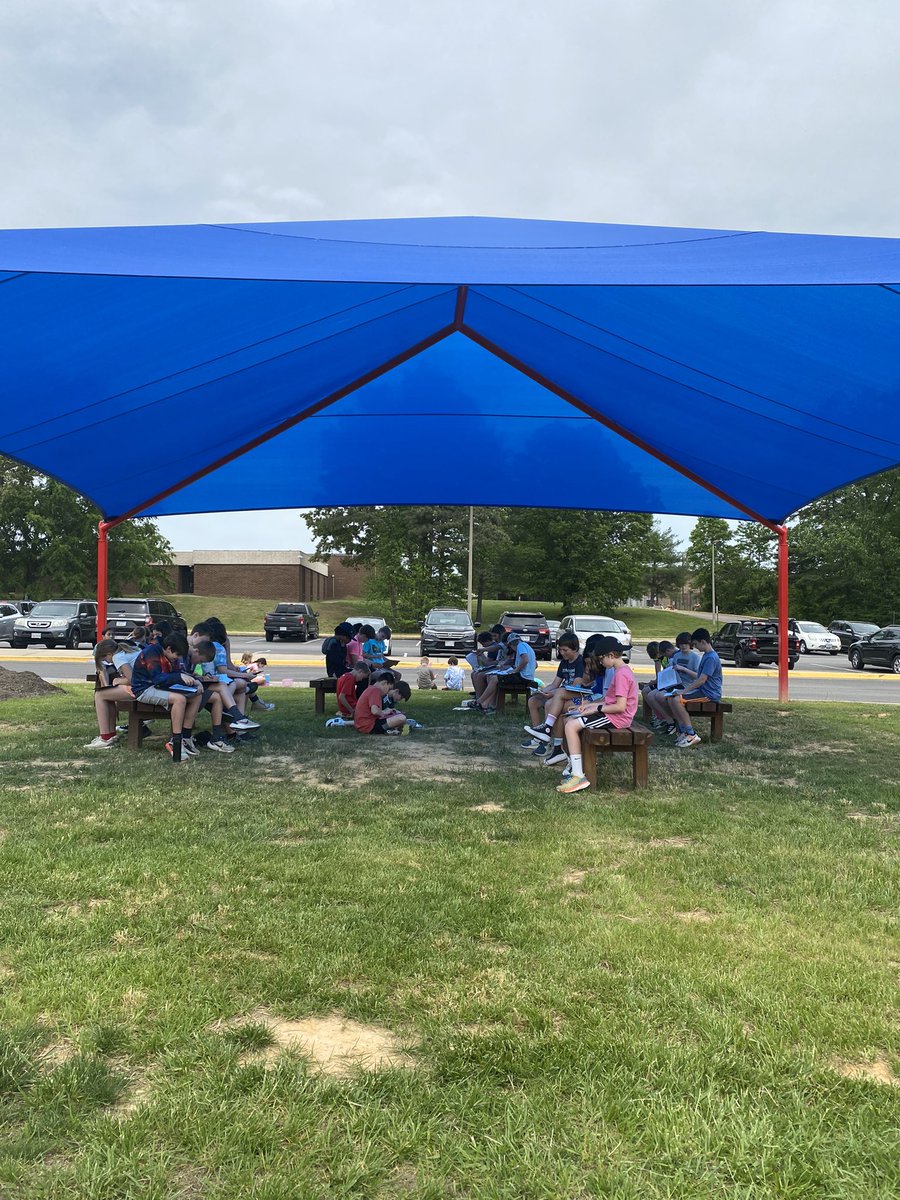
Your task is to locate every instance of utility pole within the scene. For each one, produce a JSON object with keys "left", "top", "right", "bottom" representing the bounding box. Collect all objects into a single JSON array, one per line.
[
  {"left": 711, "top": 543, "right": 718, "bottom": 629},
  {"left": 467, "top": 506, "right": 474, "bottom": 618}
]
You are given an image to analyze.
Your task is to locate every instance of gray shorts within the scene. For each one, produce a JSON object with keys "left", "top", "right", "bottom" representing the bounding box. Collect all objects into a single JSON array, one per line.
[{"left": 136, "top": 686, "right": 176, "bottom": 708}]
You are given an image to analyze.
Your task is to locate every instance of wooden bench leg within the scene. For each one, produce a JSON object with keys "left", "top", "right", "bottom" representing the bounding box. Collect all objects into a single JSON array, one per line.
[
  {"left": 709, "top": 712, "right": 724, "bottom": 742},
  {"left": 496, "top": 690, "right": 506, "bottom": 714},
  {"left": 127, "top": 711, "right": 144, "bottom": 750},
  {"left": 633, "top": 743, "right": 649, "bottom": 789},
  {"left": 315, "top": 688, "right": 325, "bottom": 715},
  {"left": 582, "top": 738, "right": 598, "bottom": 787}
]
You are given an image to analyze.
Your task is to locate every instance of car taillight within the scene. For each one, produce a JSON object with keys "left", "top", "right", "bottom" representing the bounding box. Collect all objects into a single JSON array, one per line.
[
  {"left": 748, "top": 637, "right": 757, "bottom": 650},
  {"left": 538, "top": 627, "right": 548, "bottom": 634}
]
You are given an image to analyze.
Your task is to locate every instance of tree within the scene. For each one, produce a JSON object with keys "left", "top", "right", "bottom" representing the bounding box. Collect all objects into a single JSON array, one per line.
[
  {"left": 0, "top": 458, "right": 172, "bottom": 599},
  {"left": 789, "top": 470, "right": 900, "bottom": 625},
  {"left": 684, "top": 518, "right": 734, "bottom": 610},
  {"left": 640, "top": 523, "right": 687, "bottom": 606}
]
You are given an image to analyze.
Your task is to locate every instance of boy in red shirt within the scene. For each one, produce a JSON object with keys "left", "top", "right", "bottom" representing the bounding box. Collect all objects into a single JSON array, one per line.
[
  {"left": 336, "top": 661, "right": 369, "bottom": 719},
  {"left": 354, "top": 677, "right": 408, "bottom": 735}
]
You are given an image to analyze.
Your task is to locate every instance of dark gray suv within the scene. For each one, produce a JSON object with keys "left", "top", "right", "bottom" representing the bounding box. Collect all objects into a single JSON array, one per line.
[
  {"left": 419, "top": 608, "right": 477, "bottom": 657},
  {"left": 12, "top": 600, "right": 97, "bottom": 648},
  {"left": 105, "top": 597, "right": 188, "bottom": 638}
]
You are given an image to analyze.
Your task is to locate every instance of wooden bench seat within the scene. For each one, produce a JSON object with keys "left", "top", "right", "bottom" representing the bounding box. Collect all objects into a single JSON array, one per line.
[
  {"left": 582, "top": 725, "right": 654, "bottom": 789},
  {"left": 495, "top": 675, "right": 541, "bottom": 713},
  {"left": 641, "top": 694, "right": 732, "bottom": 742},
  {"left": 87, "top": 673, "right": 163, "bottom": 749},
  {"left": 309, "top": 676, "right": 338, "bottom": 714}
]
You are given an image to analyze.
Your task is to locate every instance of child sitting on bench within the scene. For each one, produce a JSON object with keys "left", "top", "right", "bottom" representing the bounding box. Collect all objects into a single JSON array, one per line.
[{"left": 555, "top": 636, "right": 638, "bottom": 795}]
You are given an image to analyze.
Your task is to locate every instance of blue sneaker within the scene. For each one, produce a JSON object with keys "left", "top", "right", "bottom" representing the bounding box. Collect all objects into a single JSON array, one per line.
[{"left": 531, "top": 742, "right": 549, "bottom": 757}]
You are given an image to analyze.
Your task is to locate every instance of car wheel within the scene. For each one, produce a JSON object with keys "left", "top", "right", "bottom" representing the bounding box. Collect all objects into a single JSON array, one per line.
[
  {"left": 799, "top": 640, "right": 807, "bottom": 654},
  {"left": 265, "top": 632, "right": 274, "bottom": 643},
  {"left": 850, "top": 649, "right": 864, "bottom": 671},
  {"left": 11, "top": 639, "right": 26, "bottom": 649},
  {"left": 299, "top": 629, "right": 308, "bottom": 642},
  {"left": 419, "top": 643, "right": 426, "bottom": 657},
  {"left": 788, "top": 660, "right": 795, "bottom": 670},
  {"left": 733, "top": 647, "right": 744, "bottom": 667},
  {"left": 66, "top": 629, "right": 80, "bottom": 649},
  {"left": 892, "top": 655, "right": 900, "bottom": 675}
]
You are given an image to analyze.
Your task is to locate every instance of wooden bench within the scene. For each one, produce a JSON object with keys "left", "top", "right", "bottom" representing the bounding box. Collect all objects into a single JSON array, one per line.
[
  {"left": 642, "top": 694, "right": 732, "bottom": 742},
  {"left": 309, "top": 676, "right": 337, "bottom": 714},
  {"left": 496, "top": 675, "right": 541, "bottom": 713},
  {"left": 582, "top": 726, "right": 654, "bottom": 789},
  {"left": 87, "top": 673, "right": 163, "bottom": 749}
]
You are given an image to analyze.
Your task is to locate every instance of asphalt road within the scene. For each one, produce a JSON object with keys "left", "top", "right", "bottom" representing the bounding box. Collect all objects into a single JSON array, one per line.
[{"left": 3, "top": 636, "right": 900, "bottom": 704}]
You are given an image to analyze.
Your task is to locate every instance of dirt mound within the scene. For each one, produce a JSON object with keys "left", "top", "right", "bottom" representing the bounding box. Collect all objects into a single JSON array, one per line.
[{"left": 0, "top": 666, "right": 62, "bottom": 702}]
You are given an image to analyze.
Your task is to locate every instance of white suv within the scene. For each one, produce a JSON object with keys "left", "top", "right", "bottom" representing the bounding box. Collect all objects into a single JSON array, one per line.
[{"left": 557, "top": 614, "right": 632, "bottom": 661}]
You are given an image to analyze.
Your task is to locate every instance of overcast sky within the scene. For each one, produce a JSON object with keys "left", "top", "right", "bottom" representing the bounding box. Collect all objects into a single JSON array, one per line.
[{"left": 3, "top": 0, "right": 899, "bottom": 553}]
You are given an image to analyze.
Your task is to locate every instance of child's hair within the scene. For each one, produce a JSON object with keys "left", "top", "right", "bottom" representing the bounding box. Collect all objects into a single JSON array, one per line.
[
  {"left": 477, "top": 631, "right": 494, "bottom": 646},
  {"left": 240, "top": 652, "right": 253, "bottom": 664},
  {"left": 255, "top": 656, "right": 267, "bottom": 667},
  {"left": 152, "top": 619, "right": 173, "bottom": 639},
  {"left": 675, "top": 631, "right": 693, "bottom": 647},
  {"left": 582, "top": 651, "right": 603, "bottom": 681},
  {"left": 420, "top": 655, "right": 430, "bottom": 664},
  {"left": 391, "top": 680, "right": 412, "bottom": 702},
  {"left": 359, "top": 624, "right": 376, "bottom": 640},
  {"left": 194, "top": 641, "right": 216, "bottom": 663},
  {"left": 335, "top": 622, "right": 354, "bottom": 638},
  {"left": 447, "top": 656, "right": 458, "bottom": 665},
  {"left": 164, "top": 632, "right": 189, "bottom": 658},
  {"left": 191, "top": 621, "right": 214, "bottom": 638},
  {"left": 94, "top": 639, "right": 119, "bottom": 668},
  {"left": 352, "top": 660, "right": 370, "bottom": 677},
  {"left": 646, "top": 641, "right": 660, "bottom": 660},
  {"left": 351, "top": 623, "right": 362, "bottom": 634},
  {"left": 205, "top": 617, "right": 228, "bottom": 644},
  {"left": 658, "top": 640, "right": 675, "bottom": 659},
  {"left": 377, "top": 626, "right": 391, "bottom": 640},
  {"left": 583, "top": 634, "right": 603, "bottom": 657},
  {"left": 692, "top": 628, "right": 711, "bottom": 644},
  {"left": 489, "top": 624, "right": 505, "bottom": 638},
  {"left": 557, "top": 631, "right": 579, "bottom": 652}
]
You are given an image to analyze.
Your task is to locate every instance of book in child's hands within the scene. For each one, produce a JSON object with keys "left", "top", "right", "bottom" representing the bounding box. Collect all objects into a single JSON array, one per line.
[
  {"left": 168, "top": 683, "right": 199, "bottom": 693},
  {"left": 655, "top": 665, "right": 684, "bottom": 692},
  {"left": 563, "top": 683, "right": 595, "bottom": 695}
]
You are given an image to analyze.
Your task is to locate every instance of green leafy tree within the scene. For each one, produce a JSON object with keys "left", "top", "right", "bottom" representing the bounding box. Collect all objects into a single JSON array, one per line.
[
  {"left": 790, "top": 470, "right": 900, "bottom": 625},
  {"left": 0, "top": 458, "right": 172, "bottom": 599},
  {"left": 641, "top": 523, "right": 687, "bottom": 606},
  {"left": 684, "top": 518, "right": 734, "bottom": 610}
]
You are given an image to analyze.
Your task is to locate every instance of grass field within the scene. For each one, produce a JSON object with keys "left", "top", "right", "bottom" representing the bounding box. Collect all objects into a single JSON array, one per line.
[
  {"left": 0, "top": 690, "right": 897, "bottom": 1198},
  {"left": 164, "top": 595, "right": 702, "bottom": 641}
]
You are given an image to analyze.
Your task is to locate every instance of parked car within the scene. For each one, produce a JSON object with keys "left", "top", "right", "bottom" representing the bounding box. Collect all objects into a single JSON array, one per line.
[
  {"left": 848, "top": 625, "right": 900, "bottom": 673},
  {"left": 344, "top": 615, "right": 391, "bottom": 655},
  {"left": 12, "top": 600, "right": 97, "bottom": 648},
  {"left": 712, "top": 619, "right": 799, "bottom": 668},
  {"left": 264, "top": 602, "right": 320, "bottom": 643},
  {"left": 613, "top": 618, "right": 632, "bottom": 644},
  {"left": 105, "top": 597, "right": 187, "bottom": 638},
  {"left": 556, "top": 614, "right": 632, "bottom": 661},
  {"left": 497, "top": 611, "right": 552, "bottom": 660},
  {"left": 419, "top": 608, "right": 477, "bottom": 658},
  {"left": 546, "top": 619, "right": 561, "bottom": 652},
  {"left": 828, "top": 619, "right": 881, "bottom": 650},
  {"left": 0, "top": 603, "right": 29, "bottom": 646},
  {"left": 788, "top": 619, "right": 841, "bottom": 655}
]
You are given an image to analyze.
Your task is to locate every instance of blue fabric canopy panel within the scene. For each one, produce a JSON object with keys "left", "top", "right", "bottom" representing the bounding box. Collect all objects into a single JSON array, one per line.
[{"left": 1, "top": 216, "right": 899, "bottom": 524}]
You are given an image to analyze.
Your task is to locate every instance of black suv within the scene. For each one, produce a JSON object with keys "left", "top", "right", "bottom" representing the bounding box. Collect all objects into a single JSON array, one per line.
[
  {"left": 419, "top": 608, "right": 477, "bottom": 657},
  {"left": 264, "top": 603, "right": 320, "bottom": 642},
  {"left": 105, "top": 598, "right": 188, "bottom": 638},
  {"left": 848, "top": 625, "right": 900, "bottom": 673},
  {"left": 12, "top": 600, "right": 97, "bottom": 648},
  {"left": 499, "top": 611, "right": 552, "bottom": 660},
  {"left": 828, "top": 619, "right": 880, "bottom": 651}
]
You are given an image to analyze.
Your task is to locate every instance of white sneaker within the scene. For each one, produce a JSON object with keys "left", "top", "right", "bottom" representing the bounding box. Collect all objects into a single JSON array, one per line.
[
  {"left": 254, "top": 700, "right": 275, "bottom": 711},
  {"left": 182, "top": 737, "right": 200, "bottom": 756},
  {"left": 230, "top": 717, "right": 261, "bottom": 730},
  {"left": 84, "top": 735, "right": 116, "bottom": 749},
  {"left": 678, "top": 733, "right": 702, "bottom": 748},
  {"left": 207, "top": 739, "right": 235, "bottom": 753}
]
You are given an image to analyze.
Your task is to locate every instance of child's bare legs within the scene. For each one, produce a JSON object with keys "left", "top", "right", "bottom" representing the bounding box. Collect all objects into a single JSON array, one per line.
[
  {"left": 644, "top": 689, "right": 671, "bottom": 722},
  {"left": 472, "top": 671, "right": 489, "bottom": 700},
  {"left": 231, "top": 678, "right": 249, "bottom": 714},
  {"left": 385, "top": 712, "right": 406, "bottom": 730},
  {"left": 94, "top": 683, "right": 133, "bottom": 735},
  {"left": 564, "top": 715, "right": 585, "bottom": 758},
  {"left": 527, "top": 691, "right": 548, "bottom": 725},
  {"left": 479, "top": 674, "right": 500, "bottom": 709},
  {"left": 666, "top": 694, "right": 691, "bottom": 733}
]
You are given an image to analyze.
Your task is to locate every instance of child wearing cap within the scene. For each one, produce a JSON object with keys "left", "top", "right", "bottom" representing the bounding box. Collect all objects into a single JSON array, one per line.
[
  {"left": 472, "top": 630, "right": 539, "bottom": 715},
  {"left": 555, "top": 636, "right": 638, "bottom": 794},
  {"left": 651, "top": 628, "right": 721, "bottom": 748}
]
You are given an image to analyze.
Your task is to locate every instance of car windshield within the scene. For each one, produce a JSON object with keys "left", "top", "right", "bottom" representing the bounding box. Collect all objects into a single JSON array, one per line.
[
  {"left": 429, "top": 612, "right": 471, "bottom": 627},
  {"left": 275, "top": 605, "right": 305, "bottom": 612},
  {"left": 108, "top": 601, "right": 149, "bottom": 615},
  {"left": 503, "top": 613, "right": 545, "bottom": 623},
  {"left": 851, "top": 623, "right": 880, "bottom": 635},
  {"left": 30, "top": 602, "right": 78, "bottom": 617},
  {"left": 798, "top": 622, "right": 828, "bottom": 633},
  {"left": 573, "top": 618, "right": 618, "bottom": 632}
]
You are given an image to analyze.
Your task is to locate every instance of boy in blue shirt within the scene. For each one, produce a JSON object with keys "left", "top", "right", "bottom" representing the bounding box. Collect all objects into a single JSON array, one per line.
[
  {"left": 654, "top": 627, "right": 722, "bottom": 748},
  {"left": 476, "top": 631, "right": 538, "bottom": 715}
]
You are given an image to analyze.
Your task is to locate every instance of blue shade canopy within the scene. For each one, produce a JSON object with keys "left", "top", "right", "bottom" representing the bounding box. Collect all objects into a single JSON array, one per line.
[{"left": 1, "top": 215, "right": 899, "bottom": 525}]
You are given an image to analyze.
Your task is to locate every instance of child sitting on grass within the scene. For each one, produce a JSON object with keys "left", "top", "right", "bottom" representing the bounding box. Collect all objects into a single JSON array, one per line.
[
  {"left": 417, "top": 656, "right": 437, "bottom": 689},
  {"left": 337, "top": 660, "right": 369, "bottom": 720},
  {"left": 354, "top": 676, "right": 408, "bottom": 735},
  {"left": 555, "top": 636, "right": 638, "bottom": 794},
  {"left": 443, "top": 657, "right": 464, "bottom": 690}
]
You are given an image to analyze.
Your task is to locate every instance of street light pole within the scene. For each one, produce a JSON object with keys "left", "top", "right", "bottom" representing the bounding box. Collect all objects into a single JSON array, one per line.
[
  {"left": 711, "top": 543, "right": 717, "bottom": 630},
  {"left": 467, "top": 506, "right": 474, "bottom": 618}
]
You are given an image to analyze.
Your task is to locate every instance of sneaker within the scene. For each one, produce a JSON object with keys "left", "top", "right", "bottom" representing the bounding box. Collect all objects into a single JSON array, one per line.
[
  {"left": 556, "top": 774, "right": 591, "bottom": 794},
  {"left": 141, "top": 723, "right": 155, "bottom": 739},
  {"left": 663, "top": 723, "right": 678, "bottom": 736},
  {"left": 165, "top": 741, "right": 190, "bottom": 763},
  {"left": 531, "top": 742, "right": 549, "bottom": 757},
  {"left": 463, "top": 699, "right": 481, "bottom": 710},
  {"left": 254, "top": 699, "right": 276, "bottom": 711},
  {"left": 207, "top": 738, "right": 235, "bottom": 753},
  {"left": 229, "top": 717, "right": 261, "bottom": 730},
  {"left": 678, "top": 732, "right": 702, "bottom": 748},
  {"left": 400, "top": 724, "right": 410, "bottom": 736},
  {"left": 181, "top": 737, "right": 200, "bottom": 756},
  {"left": 524, "top": 724, "right": 552, "bottom": 743},
  {"left": 520, "top": 737, "right": 540, "bottom": 749},
  {"left": 84, "top": 735, "right": 117, "bottom": 750},
  {"left": 544, "top": 749, "right": 570, "bottom": 767},
  {"left": 480, "top": 706, "right": 496, "bottom": 716}
]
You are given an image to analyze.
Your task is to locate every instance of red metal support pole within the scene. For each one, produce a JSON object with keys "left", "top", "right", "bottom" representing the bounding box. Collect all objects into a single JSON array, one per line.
[
  {"left": 97, "top": 521, "right": 110, "bottom": 636},
  {"left": 777, "top": 524, "right": 789, "bottom": 702}
]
